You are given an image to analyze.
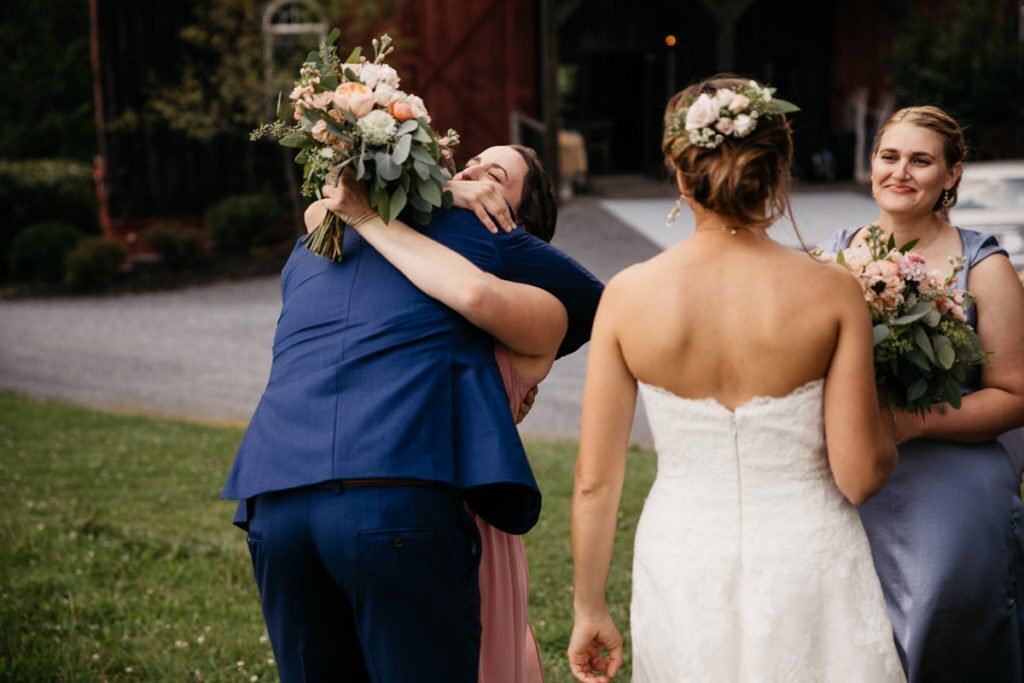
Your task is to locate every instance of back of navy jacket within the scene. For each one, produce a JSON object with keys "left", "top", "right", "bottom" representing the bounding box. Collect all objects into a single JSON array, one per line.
[{"left": 221, "top": 207, "right": 604, "bottom": 534}]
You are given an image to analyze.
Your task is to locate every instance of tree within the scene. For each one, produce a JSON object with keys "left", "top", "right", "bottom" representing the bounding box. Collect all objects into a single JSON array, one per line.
[
  {"left": 886, "top": 0, "right": 1023, "bottom": 157},
  {"left": 0, "top": 0, "right": 95, "bottom": 160}
]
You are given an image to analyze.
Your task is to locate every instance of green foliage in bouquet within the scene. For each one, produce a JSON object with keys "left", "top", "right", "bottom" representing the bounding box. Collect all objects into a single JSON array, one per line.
[
  {"left": 842, "top": 225, "right": 987, "bottom": 414},
  {"left": 252, "top": 31, "right": 458, "bottom": 262}
]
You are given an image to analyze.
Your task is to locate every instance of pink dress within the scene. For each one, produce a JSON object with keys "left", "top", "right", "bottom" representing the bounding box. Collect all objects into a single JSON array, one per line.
[{"left": 473, "top": 345, "right": 545, "bottom": 683}]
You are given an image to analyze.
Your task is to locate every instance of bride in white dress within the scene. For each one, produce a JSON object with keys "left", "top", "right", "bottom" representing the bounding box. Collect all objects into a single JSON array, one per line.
[{"left": 567, "top": 76, "right": 906, "bottom": 683}]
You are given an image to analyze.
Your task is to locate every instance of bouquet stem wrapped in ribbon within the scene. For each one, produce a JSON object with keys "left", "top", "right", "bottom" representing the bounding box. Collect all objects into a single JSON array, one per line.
[
  {"left": 252, "top": 31, "right": 458, "bottom": 262},
  {"left": 818, "top": 225, "right": 987, "bottom": 414}
]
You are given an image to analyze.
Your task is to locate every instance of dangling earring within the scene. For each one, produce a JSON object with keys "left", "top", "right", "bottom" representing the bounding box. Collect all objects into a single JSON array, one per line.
[
  {"left": 941, "top": 190, "right": 953, "bottom": 208},
  {"left": 666, "top": 194, "right": 684, "bottom": 225}
]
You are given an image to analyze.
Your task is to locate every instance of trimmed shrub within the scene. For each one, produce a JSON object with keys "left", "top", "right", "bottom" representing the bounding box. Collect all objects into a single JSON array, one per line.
[
  {"left": 9, "top": 222, "right": 84, "bottom": 282},
  {"left": 0, "top": 159, "right": 98, "bottom": 280},
  {"left": 143, "top": 223, "right": 204, "bottom": 269},
  {"left": 203, "top": 194, "right": 280, "bottom": 255},
  {"left": 64, "top": 237, "right": 126, "bottom": 289}
]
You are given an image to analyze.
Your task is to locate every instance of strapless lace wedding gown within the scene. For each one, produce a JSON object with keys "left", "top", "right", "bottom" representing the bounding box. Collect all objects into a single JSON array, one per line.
[{"left": 631, "top": 378, "right": 905, "bottom": 682}]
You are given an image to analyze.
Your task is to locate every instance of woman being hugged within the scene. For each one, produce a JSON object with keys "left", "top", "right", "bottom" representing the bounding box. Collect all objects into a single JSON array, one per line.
[
  {"left": 567, "top": 75, "right": 905, "bottom": 682},
  {"left": 825, "top": 106, "right": 1024, "bottom": 682}
]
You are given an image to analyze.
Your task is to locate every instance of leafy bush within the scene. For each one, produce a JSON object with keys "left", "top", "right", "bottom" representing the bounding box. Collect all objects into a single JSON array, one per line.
[
  {"left": 0, "top": 159, "right": 98, "bottom": 280},
  {"left": 64, "top": 236, "right": 126, "bottom": 289},
  {"left": 8, "top": 221, "right": 84, "bottom": 282},
  {"left": 143, "top": 222, "right": 204, "bottom": 269},
  {"left": 203, "top": 194, "right": 280, "bottom": 255}
]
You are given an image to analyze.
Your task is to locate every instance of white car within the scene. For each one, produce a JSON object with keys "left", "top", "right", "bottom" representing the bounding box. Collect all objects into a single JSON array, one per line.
[{"left": 950, "top": 160, "right": 1024, "bottom": 269}]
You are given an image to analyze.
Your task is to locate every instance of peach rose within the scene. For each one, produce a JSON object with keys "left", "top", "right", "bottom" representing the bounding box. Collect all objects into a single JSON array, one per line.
[
  {"left": 332, "top": 82, "right": 375, "bottom": 118},
  {"left": 293, "top": 104, "right": 305, "bottom": 122},
  {"left": 388, "top": 99, "right": 415, "bottom": 122},
  {"left": 311, "top": 119, "right": 331, "bottom": 144}
]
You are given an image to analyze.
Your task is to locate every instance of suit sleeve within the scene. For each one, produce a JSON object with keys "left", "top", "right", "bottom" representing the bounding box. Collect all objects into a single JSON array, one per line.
[{"left": 494, "top": 229, "right": 605, "bottom": 358}]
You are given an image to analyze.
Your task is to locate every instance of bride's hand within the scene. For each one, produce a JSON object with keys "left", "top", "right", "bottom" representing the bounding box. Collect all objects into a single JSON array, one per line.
[
  {"left": 447, "top": 180, "right": 516, "bottom": 234},
  {"left": 567, "top": 613, "right": 623, "bottom": 682}
]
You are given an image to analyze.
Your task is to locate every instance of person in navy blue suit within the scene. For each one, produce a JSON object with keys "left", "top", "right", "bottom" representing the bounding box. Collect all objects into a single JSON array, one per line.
[{"left": 222, "top": 144, "right": 604, "bottom": 682}]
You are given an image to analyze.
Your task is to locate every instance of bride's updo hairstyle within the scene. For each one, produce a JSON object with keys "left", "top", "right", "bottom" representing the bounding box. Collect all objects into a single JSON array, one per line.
[
  {"left": 872, "top": 106, "right": 967, "bottom": 212},
  {"left": 662, "top": 75, "right": 795, "bottom": 231}
]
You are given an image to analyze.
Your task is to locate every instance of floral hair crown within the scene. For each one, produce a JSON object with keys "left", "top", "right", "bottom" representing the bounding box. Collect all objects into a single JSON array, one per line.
[{"left": 665, "top": 81, "right": 799, "bottom": 152}]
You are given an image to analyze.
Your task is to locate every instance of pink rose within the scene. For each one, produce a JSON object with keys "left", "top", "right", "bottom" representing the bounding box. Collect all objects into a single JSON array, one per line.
[
  {"left": 308, "top": 91, "right": 333, "bottom": 111},
  {"left": 728, "top": 94, "right": 750, "bottom": 113},
  {"left": 715, "top": 118, "right": 734, "bottom": 134},
  {"left": 311, "top": 119, "right": 331, "bottom": 144},
  {"left": 685, "top": 94, "right": 719, "bottom": 131}
]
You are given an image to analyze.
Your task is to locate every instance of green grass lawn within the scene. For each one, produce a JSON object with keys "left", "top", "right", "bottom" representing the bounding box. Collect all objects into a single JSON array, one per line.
[{"left": 0, "top": 393, "right": 655, "bottom": 682}]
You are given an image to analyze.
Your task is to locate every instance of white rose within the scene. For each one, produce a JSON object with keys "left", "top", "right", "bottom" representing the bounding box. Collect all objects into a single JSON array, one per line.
[
  {"left": 406, "top": 94, "right": 430, "bottom": 122},
  {"left": 685, "top": 94, "right": 719, "bottom": 131},
  {"left": 374, "top": 83, "right": 399, "bottom": 106},
  {"left": 375, "top": 65, "right": 400, "bottom": 88},
  {"left": 714, "top": 88, "right": 735, "bottom": 108},
  {"left": 714, "top": 117, "right": 734, "bottom": 134},
  {"left": 732, "top": 114, "right": 755, "bottom": 137},
  {"left": 728, "top": 94, "right": 750, "bottom": 114}
]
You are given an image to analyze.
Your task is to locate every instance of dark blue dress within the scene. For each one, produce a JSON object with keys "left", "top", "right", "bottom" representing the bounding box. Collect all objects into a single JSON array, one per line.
[{"left": 826, "top": 226, "right": 1024, "bottom": 682}]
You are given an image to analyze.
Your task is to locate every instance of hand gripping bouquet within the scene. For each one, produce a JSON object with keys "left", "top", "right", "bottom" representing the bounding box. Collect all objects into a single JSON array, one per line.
[
  {"left": 817, "top": 225, "right": 987, "bottom": 414},
  {"left": 252, "top": 31, "right": 459, "bottom": 261}
]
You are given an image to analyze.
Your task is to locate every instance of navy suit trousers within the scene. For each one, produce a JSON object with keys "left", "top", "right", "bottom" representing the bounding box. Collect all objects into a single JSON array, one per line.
[{"left": 246, "top": 484, "right": 482, "bottom": 682}]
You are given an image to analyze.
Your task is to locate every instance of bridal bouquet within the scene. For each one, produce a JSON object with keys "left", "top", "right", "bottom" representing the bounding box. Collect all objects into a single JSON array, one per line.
[
  {"left": 252, "top": 31, "right": 458, "bottom": 261},
  {"left": 817, "top": 225, "right": 986, "bottom": 414}
]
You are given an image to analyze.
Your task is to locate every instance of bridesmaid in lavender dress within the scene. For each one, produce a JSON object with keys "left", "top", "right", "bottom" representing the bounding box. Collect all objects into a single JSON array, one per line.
[
  {"left": 309, "top": 144, "right": 581, "bottom": 682},
  {"left": 825, "top": 106, "right": 1024, "bottom": 682}
]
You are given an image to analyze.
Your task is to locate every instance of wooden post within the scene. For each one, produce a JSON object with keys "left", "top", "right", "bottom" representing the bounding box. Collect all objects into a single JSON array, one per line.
[
  {"left": 539, "top": 0, "right": 560, "bottom": 194},
  {"left": 88, "top": 0, "right": 113, "bottom": 237}
]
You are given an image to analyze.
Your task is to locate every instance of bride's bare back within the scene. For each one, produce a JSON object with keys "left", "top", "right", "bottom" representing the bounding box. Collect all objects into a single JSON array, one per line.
[{"left": 615, "top": 230, "right": 854, "bottom": 409}]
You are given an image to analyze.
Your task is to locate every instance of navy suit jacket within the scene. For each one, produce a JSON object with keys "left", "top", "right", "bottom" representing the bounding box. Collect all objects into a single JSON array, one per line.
[{"left": 221, "top": 207, "right": 604, "bottom": 534}]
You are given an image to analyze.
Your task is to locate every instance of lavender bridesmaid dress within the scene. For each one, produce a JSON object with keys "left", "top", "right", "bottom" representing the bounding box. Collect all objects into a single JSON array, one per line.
[{"left": 826, "top": 226, "right": 1024, "bottom": 682}]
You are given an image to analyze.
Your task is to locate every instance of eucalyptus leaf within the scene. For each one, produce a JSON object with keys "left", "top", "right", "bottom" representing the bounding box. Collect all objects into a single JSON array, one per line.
[
  {"left": 354, "top": 154, "right": 365, "bottom": 180},
  {"left": 442, "top": 190, "right": 454, "bottom": 209},
  {"left": 892, "top": 302, "right": 933, "bottom": 325},
  {"left": 905, "top": 349, "right": 931, "bottom": 372},
  {"left": 320, "top": 74, "right": 339, "bottom": 90},
  {"left": 418, "top": 177, "right": 442, "bottom": 207},
  {"left": 923, "top": 309, "right": 942, "bottom": 328},
  {"left": 907, "top": 378, "right": 929, "bottom": 401},
  {"left": 913, "top": 326, "right": 935, "bottom": 363},
  {"left": 392, "top": 134, "right": 412, "bottom": 165},
  {"left": 344, "top": 67, "right": 360, "bottom": 82},
  {"left": 409, "top": 208, "right": 433, "bottom": 225},
  {"left": 396, "top": 119, "right": 419, "bottom": 136},
  {"left": 933, "top": 335, "right": 955, "bottom": 370},
  {"left": 377, "top": 193, "right": 391, "bottom": 224},
  {"left": 410, "top": 146, "right": 434, "bottom": 164},
  {"left": 412, "top": 126, "right": 433, "bottom": 143},
  {"left": 943, "top": 377, "right": 962, "bottom": 407},
  {"left": 413, "top": 159, "right": 430, "bottom": 180},
  {"left": 376, "top": 152, "right": 402, "bottom": 181},
  {"left": 389, "top": 185, "right": 408, "bottom": 221},
  {"left": 409, "top": 194, "right": 432, "bottom": 212},
  {"left": 279, "top": 130, "right": 312, "bottom": 148},
  {"left": 872, "top": 324, "right": 890, "bottom": 347}
]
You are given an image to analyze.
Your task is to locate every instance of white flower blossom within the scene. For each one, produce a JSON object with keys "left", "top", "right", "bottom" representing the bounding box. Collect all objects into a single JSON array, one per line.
[
  {"left": 732, "top": 114, "right": 755, "bottom": 137},
  {"left": 685, "top": 94, "right": 720, "bottom": 130},
  {"left": 405, "top": 94, "right": 430, "bottom": 122},
  {"left": 357, "top": 109, "right": 398, "bottom": 145}
]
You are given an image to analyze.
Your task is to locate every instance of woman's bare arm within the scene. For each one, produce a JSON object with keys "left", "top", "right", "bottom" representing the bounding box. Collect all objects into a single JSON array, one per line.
[
  {"left": 312, "top": 174, "right": 567, "bottom": 358},
  {"left": 824, "top": 270, "right": 897, "bottom": 504}
]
